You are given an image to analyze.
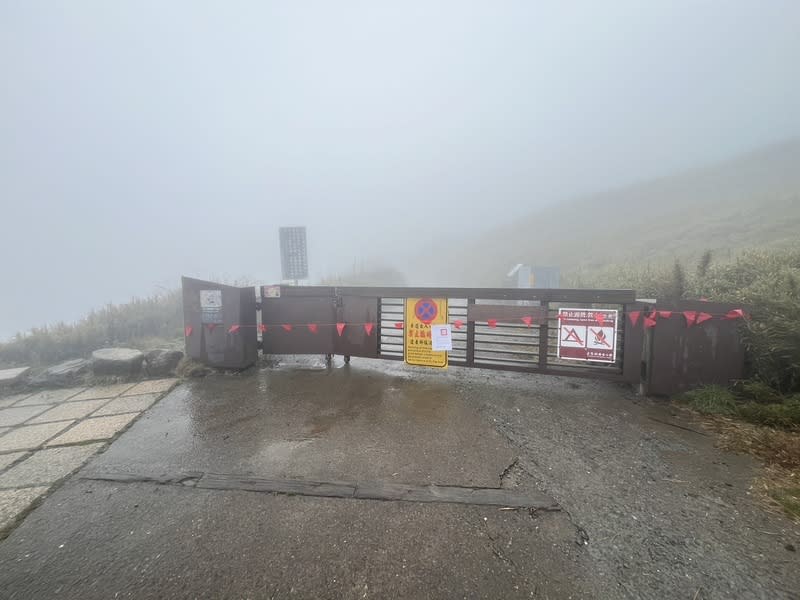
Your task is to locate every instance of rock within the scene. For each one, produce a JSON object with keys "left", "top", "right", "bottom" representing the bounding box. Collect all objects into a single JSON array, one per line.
[
  {"left": 144, "top": 349, "right": 184, "bottom": 377},
  {"left": 0, "top": 367, "right": 30, "bottom": 387},
  {"left": 91, "top": 348, "right": 144, "bottom": 376},
  {"left": 30, "top": 359, "right": 90, "bottom": 387}
]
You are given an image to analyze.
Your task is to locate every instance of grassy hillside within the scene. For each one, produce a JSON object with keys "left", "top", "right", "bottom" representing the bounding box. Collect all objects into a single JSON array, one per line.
[{"left": 415, "top": 139, "right": 800, "bottom": 286}]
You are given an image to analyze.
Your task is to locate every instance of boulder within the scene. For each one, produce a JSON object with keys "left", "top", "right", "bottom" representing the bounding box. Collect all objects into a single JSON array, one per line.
[
  {"left": 91, "top": 348, "right": 144, "bottom": 376},
  {"left": 144, "top": 349, "right": 184, "bottom": 377},
  {"left": 0, "top": 366, "right": 30, "bottom": 388},
  {"left": 30, "top": 359, "right": 90, "bottom": 387}
]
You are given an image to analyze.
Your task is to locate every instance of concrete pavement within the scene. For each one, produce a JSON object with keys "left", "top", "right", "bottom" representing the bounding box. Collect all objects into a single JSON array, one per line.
[{"left": 0, "top": 357, "right": 798, "bottom": 598}]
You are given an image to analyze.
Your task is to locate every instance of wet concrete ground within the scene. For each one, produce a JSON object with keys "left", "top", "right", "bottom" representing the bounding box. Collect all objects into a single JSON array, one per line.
[{"left": 0, "top": 357, "right": 798, "bottom": 598}]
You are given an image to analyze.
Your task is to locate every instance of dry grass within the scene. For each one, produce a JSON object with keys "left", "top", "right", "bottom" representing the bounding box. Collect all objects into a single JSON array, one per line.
[{"left": 702, "top": 416, "right": 800, "bottom": 522}]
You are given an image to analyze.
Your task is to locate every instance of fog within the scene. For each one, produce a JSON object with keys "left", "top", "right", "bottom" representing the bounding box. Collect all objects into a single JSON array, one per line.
[{"left": 2, "top": 1, "right": 800, "bottom": 340}]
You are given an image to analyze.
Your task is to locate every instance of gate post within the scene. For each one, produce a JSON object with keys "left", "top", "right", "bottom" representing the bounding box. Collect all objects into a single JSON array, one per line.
[
  {"left": 538, "top": 301, "right": 549, "bottom": 368},
  {"left": 466, "top": 298, "right": 476, "bottom": 367}
]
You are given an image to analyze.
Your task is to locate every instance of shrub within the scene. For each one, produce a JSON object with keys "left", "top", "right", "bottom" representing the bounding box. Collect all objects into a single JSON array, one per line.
[{"left": 0, "top": 290, "right": 183, "bottom": 367}]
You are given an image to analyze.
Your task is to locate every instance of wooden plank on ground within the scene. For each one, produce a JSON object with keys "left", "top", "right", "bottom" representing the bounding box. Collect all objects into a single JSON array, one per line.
[{"left": 83, "top": 472, "right": 559, "bottom": 510}]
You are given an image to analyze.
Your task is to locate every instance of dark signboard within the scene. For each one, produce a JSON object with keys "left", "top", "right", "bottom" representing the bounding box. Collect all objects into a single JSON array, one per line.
[{"left": 279, "top": 226, "right": 308, "bottom": 281}]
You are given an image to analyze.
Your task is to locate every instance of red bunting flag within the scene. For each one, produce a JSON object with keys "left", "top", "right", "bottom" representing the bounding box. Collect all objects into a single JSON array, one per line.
[
  {"left": 683, "top": 311, "right": 698, "bottom": 327},
  {"left": 364, "top": 323, "right": 374, "bottom": 336},
  {"left": 282, "top": 324, "right": 292, "bottom": 332},
  {"left": 258, "top": 323, "right": 267, "bottom": 333},
  {"left": 724, "top": 309, "right": 747, "bottom": 320},
  {"left": 521, "top": 316, "right": 532, "bottom": 327},
  {"left": 184, "top": 325, "right": 193, "bottom": 337},
  {"left": 695, "top": 312, "right": 713, "bottom": 325},
  {"left": 628, "top": 311, "right": 641, "bottom": 326},
  {"left": 657, "top": 311, "right": 672, "bottom": 319},
  {"left": 699, "top": 297, "right": 709, "bottom": 302},
  {"left": 453, "top": 320, "right": 464, "bottom": 329},
  {"left": 207, "top": 323, "right": 217, "bottom": 332},
  {"left": 336, "top": 323, "right": 346, "bottom": 336},
  {"left": 644, "top": 316, "right": 657, "bottom": 328},
  {"left": 307, "top": 323, "right": 318, "bottom": 334},
  {"left": 228, "top": 324, "right": 240, "bottom": 334},
  {"left": 594, "top": 312, "right": 606, "bottom": 326},
  {"left": 394, "top": 322, "right": 404, "bottom": 329},
  {"left": 487, "top": 319, "right": 498, "bottom": 328}
]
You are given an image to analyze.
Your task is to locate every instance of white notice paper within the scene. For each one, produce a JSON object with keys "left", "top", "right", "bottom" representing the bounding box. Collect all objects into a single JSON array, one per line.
[
  {"left": 431, "top": 324, "right": 453, "bottom": 351},
  {"left": 200, "top": 290, "right": 222, "bottom": 309}
]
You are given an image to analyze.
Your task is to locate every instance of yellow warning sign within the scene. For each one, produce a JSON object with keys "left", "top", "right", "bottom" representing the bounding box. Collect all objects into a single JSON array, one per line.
[{"left": 404, "top": 297, "right": 448, "bottom": 368}]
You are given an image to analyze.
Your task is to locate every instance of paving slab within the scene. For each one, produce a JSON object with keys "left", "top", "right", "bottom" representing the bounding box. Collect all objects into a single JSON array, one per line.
[
  {"left": 46, "top": 414, "right": 138, "bottom": 446},
  {"left": 0, "top": 367, "right": 30, "bottom": 386},
  {"left": 91, "top": 393, "right": 158, "bottom": 417},
  {"left": 14, "top": 388, "right": 86, "bottom": 406},
  {"left": 0, "top": 393, "right": 31, "bottom": 409},
  {"left": 0, "top": 451, "right": 26, "bottom": 472},
  {"left": 0, "top": 422, "right": 75, "bottom": 452},
  {"left": 0, "top": 405, "right": 54, "bottom": 427},
  {"left": 69, "top": 383, "right": 136, "bottom": 402},
  {"left": 0, "top": 486, "right": 48, "bottom": 532},
  {"left": 120, "top": 378, "right": 177, "bottom": 396},
  {"left": 0, "top": 444, "right": 102, "bottom": 488},
  {"left": 28, "top": 400, "right": 110, "bottom": 424}
]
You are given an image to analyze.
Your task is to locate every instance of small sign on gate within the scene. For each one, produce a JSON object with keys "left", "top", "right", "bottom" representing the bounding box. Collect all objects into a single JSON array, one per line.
[{"left": 557, "top": 308, "right": 618, "bottom": 363}]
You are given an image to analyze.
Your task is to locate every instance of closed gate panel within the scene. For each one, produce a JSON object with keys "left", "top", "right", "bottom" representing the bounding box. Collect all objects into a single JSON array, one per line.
[
  {"left": 335, "top": 295, "right": 379, "bottom": 358},
  {"left": 261, "top": 297, "right": 336, "bottom": 354}
]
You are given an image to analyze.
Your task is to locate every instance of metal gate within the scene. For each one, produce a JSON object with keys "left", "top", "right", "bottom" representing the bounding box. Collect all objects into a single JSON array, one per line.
[
  {"left": 182, "top": 277, "right": 641, "bottom": 382},
  {"left": 182, "top": 277, "right": 752, "bottom": 391},
  {"left": 259, "top": 285, "right": 641, "bottom": 382}
]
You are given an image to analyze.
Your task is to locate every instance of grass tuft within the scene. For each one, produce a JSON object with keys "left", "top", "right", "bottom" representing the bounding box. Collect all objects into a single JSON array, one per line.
[{"left": 682, "top": 385, "right": 739, "bottom": 416}]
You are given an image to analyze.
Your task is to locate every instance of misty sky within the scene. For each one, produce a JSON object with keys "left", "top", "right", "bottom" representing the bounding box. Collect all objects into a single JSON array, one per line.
[{"left": 2, "top": 1, "right": 800, "bottom": 340}]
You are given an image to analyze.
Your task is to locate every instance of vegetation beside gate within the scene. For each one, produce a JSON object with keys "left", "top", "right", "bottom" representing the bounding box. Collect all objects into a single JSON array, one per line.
[
  {"left": 0, "top": 290, "right": 183, "bottom": 367},
  {"left": 568, "top": 245, "right": 800, "bottom": 521},
  {"left": 567, "top": 244, "right": 800, "bottom": 400}
]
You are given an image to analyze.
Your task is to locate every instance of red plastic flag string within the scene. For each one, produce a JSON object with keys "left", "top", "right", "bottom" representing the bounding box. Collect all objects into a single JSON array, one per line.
[
  {"left": 258, "top": 323, "right": 267, "bottom": 333},
  {"left": 307, "top": 323, "right": 318, "bottom": 334},
  {"left": 282, "top": 324, "right": 293, "bottom": 332},
  {"left": 644, "top": 316, "right": 657, "bottom": 329},
  {"left": 628, "top": 311, "right": 641, "bottom": 326},
  {"left": 683, "top": 311, "right": 698, "bottom": 327},
  {"left": 364, "top": 323, "right": 374, "bottom": 336},
  {"left": 207, "top": 323, "right": 217, "bottom": 332},
  {"left": 724, "top": 309, "right": 746, "bottom": 320},
  {"left": 336, "top": 323, "right": 346, "bottom": 337},
  {"left": 695, "top": 312, "right": 713, "bottom": 325},
  {"left": 521, "top": 316, "right": 532, "bottom": 327},
  {"left": 657, "top": 311, "right": 672, "bottom": 319},
  {"left": 184, "top": 325, "right": 193, "bottom": 337},
  {"left": 228, "top": 324, "right": 240, "bottom": 334},
  {"left": 594, "top": 312, "right": 606, "bottom": 326},
  {"left": 487, "top": 319, "right": 498, "bottom": 328},
  {"left": 394, "top": 322, "right": 404, "bottom": 329},
  {"left": 453, "top": 319, "right": 464, "bottom": 330}
]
